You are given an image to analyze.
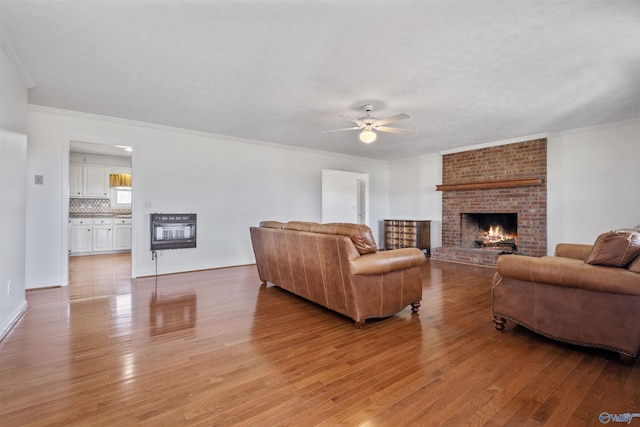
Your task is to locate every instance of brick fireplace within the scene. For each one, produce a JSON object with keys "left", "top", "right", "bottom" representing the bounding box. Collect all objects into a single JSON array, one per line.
[{"left": 431, "top": 139, "right": 547, "bottom": 266}]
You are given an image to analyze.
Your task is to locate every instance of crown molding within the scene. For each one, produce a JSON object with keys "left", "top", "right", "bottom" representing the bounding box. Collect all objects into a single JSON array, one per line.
[
  {"left": 549, "top": 117, "right": 640, "bottom": 137},
  {"left": 0, "top": 28, "right": 35, "bottom": 88},
  {"left": 437, "top": 117, "right": 640, "bottom": 156},
  {"left": 28, "top": 105, "right": 389, "bottom": 164},
  {"left": 438, "top": 133, "right": 549, "bottom": 155}
]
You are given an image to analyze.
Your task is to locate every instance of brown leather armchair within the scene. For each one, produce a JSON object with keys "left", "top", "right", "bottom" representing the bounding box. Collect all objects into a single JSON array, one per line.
[{"left": 492, "top": 241, "right": 640, "bottom": 361}]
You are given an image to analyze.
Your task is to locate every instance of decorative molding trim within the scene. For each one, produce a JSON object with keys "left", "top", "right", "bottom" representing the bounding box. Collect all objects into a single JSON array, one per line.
[
  {"left": 436, "top": 177, "right": 542, "bottom": 192},
  {"left": 438, "top": 133, "right": 548, "bottom": 155},
  {"left": 548, "top": 117, "right": 640, "bottom": 137},
  {"left": 28, "top": 105, "right": 389, "bottom": 164},
  {"left": 0, "top": 30, "right": 35, "bottom": 88},
  {"left": 0, "top": 300, "right": 28, "bottom": 342}
]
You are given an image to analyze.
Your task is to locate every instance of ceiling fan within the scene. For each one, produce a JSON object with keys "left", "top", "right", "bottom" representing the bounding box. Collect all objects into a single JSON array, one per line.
[{"left": 322, "top": 104, "right": 412, "bottom": 143}]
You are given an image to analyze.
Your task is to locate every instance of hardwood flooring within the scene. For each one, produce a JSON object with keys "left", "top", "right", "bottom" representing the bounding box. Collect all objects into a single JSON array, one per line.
[{"left": 1, "top": 254, "right": 638, "bottom": 426}]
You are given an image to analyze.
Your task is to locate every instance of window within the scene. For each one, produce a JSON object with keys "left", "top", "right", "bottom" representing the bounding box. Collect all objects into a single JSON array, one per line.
[{"left": 111, "top": 186, "right": 132, "bottom": 207}]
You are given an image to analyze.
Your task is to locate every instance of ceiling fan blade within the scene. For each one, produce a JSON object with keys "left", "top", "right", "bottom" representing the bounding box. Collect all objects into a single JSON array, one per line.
[
  {"left": 321, "top": 126, "right": 363, "bottom": 133},
  {"left": 374, "top": 113, "right": 410, "bottom": 126},
  {"left": 375, "top": 126, "right": 413, "bottom": 135}
]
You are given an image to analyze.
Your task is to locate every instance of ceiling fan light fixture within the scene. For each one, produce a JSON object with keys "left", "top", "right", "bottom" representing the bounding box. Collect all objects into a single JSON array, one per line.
[{"left": 359, "top": 129, "right": 377, "bottom": 143}]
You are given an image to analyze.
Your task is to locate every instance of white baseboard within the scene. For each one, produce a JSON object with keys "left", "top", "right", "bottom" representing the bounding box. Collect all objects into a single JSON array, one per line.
[{"left": 0, "top": 300, "right": 28, "bottom": 341}]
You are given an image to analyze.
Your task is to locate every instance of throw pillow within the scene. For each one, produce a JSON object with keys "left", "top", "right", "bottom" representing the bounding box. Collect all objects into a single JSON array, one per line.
[{"left": 586, "top": 231, "right": 640, "bottom": 267}]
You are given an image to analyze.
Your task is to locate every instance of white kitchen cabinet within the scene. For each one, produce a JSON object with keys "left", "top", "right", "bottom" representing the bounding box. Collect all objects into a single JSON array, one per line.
[
  {"left": 69, "top": 164, "right": 83, "bottom": 197},
  {"left": 69, "top": 217, "right": 131, "bottom": 256},
  {"left": 113, "top": 218, "right": 132, "bottom": 250},
  {"left": 69, "top": 164, "right": 111, "bottom": 198},
  {"left": 83, "top": 166, "right": 110, "bottom": 198},
  {"left": 69, "top": 218, "right": 93, "bottom": 254},
  {"left": 92, "top": 218, "right": 113, "bottom": 252}
]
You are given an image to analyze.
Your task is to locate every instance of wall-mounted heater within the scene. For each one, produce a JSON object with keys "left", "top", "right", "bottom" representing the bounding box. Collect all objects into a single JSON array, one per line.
[{"left": 150, "top": 213, "right": 197, "bottom": 250}]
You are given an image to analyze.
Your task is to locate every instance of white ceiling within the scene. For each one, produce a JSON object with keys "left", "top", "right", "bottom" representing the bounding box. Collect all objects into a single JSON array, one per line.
[{"left": 1, "top": 0, "right": 639, "bottom": 161}]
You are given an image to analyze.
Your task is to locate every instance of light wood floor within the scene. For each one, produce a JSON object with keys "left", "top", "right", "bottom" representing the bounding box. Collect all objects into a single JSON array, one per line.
[{"left": 1, "top": 254, "right": 638, "bottom": 426}]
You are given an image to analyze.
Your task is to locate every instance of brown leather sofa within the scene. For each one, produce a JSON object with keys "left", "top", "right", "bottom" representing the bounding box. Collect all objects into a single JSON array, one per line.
[
  {"left": 250, "top": 221, "right": 425, "bottom": 328},
  {"left": 492, "top": 231, "right": 640, "bottom": 361}
]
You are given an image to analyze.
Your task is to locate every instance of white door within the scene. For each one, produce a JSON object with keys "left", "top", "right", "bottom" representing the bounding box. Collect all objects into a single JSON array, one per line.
[{"left": 321, "top": 169, "right": 369, "bottom": 224}]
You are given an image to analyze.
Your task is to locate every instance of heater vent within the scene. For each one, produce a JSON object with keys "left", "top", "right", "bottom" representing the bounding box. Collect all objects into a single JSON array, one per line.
[{"left": 150, "top": 213, "right": 197, "bottom": 250}]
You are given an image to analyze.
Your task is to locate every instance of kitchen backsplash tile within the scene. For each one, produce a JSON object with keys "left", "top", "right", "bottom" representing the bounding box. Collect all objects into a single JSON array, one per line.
[{"left": 69, "top": 198, "right": 131, "bottom": 215}]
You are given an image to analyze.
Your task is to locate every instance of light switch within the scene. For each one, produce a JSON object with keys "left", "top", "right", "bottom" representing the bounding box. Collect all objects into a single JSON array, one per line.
[{"left": 35, "top": 175, "right": 44, "bottom": 185}]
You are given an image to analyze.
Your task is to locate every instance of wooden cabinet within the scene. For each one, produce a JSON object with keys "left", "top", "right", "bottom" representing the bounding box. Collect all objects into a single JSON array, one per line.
[{"left": 384, "top": 220, "right": 431, "bottom": 255}]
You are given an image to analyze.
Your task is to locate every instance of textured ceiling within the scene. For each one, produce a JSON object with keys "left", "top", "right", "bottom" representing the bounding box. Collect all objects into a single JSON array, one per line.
[{"left": 1, "top": 0, "right": 639, "bottom": 161}]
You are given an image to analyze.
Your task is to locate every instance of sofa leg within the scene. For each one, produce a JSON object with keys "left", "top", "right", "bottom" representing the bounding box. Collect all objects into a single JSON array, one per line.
[
  {"left": 493, "top": 315, "right": 506, "bottom": 330},
  {"left": 354, "top": 320, "right": 365, "bottom": 329},
  {"left": 411, "top": 301, "right": 421, "bottom": 314}
]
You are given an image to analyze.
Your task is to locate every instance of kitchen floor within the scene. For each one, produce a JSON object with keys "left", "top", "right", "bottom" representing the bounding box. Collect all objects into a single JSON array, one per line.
[{"left": 68, "top": 253, "right": 131, "bottom": 300}]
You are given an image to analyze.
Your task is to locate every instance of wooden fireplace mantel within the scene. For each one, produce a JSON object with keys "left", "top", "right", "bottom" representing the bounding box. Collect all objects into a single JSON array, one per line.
[{"left": 435, "top": 177, "right": 542, "bottom": 192}]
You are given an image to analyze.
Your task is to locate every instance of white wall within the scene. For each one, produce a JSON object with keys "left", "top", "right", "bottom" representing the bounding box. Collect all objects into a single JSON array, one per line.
[
  {"left": 0, "top": 42, "right": 28, "bottom": 337},
  {"left": 25, "top": 107, "right": 389, "bottom": 286},
  {"left": 388, "top": 153, "right": 443, "bottom": 248},
  {"left": 24, "top": 104, "right": 639, "bottom": 289},
  {"left": 547, "top": 119, "right": 640, "bottom": 251}
]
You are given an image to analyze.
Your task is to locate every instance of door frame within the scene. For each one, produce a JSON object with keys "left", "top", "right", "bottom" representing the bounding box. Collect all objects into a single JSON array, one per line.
[
  {"left": 321, "top": 169, "right": 369, "bottom": 225},
  {"left": 61, "top": 136, "right": 136, "bottom": 285}
]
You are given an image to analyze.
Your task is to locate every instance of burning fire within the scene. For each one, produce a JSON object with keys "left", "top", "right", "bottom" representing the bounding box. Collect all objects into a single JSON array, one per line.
[{"left": 482, "top": 224, "right": 517, "bottom": 245}]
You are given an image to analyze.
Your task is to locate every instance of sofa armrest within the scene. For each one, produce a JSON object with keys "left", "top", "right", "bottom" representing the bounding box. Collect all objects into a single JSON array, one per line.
[
  {"left": 555, "top": 243, "right": 592, "bottom": 261},
  {"left": 496, "top": 254, "right": 640, "bottom": 296},
  {"left": 350, "top": 248, "right": 425, "bottom": 275}
]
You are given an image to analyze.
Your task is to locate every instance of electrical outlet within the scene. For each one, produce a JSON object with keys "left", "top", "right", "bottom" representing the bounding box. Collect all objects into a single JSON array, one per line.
[{"left": 7, "top": 280, "right": 11, "bottom": 295}]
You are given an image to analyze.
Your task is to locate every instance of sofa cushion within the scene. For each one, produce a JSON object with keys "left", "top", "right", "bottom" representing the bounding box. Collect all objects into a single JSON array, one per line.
[
  {"left": 310, "top": 223, "right": 377, "bottom": 255},
  {"left": 586, "top": 231, "right": 640, "bottom": 267},
  {"left": 259, "top": 221, "right": 285, "bottom": 229},
  {"left": 282, "top": 221, "right": 318, "bottom": 231},
  {"left": 628, "top": 255, "right": 640, "bottom": 274}
]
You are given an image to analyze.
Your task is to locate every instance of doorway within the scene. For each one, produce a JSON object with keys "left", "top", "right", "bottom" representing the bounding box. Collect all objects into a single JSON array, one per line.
[
  {"left": 63, "top": 139, "right": 134, "bottom": 288},
  {"left": 321, "top": 169, "right": 369, "bottom": 224}
]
